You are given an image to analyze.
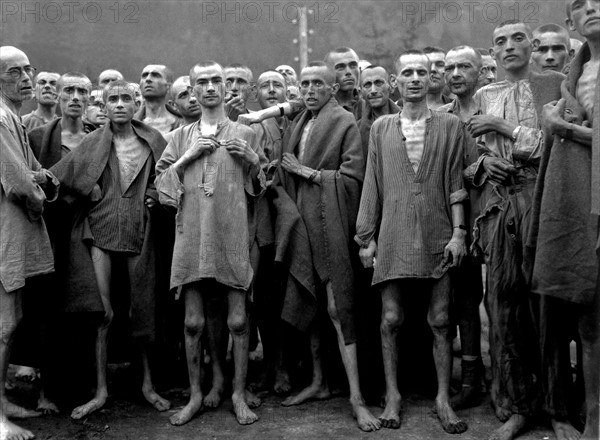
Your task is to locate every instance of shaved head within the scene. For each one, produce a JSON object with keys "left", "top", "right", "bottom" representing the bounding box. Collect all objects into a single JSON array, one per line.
[
  {"left": 324, "top": 47, "right": 359, "bottom": 65},
  {"left": 302, "top": 61, "right": 336, "bottom": 85}
]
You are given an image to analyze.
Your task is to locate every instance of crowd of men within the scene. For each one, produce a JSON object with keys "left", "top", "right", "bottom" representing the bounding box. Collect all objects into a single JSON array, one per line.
[{"left": 1, "top": 1, "right": 598, "bottom": 439}]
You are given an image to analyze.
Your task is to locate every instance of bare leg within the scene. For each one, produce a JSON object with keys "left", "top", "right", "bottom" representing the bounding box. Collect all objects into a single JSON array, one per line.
[
  {"left": 71, "top": 246, "right": 112, "bottom": 420},
  {"left": 273, "top": 331, "right": 291, "bottom": 395},
  {"left": 579, "top": 269, "right": 599, "bottom": 440},
  {"left": 379, "top": 281, "right": 403, "bottom": 429},
  {"left": 0, "top": 286, "right": 37, "bottom": 440},
  {"left": 227, "top": 289, "right": 258, "bottom": 425},
  {"left": 325, "top": 282, "right": 380, "bottom": 432},
  {"left": 170, "top": 283, "right": 205, "bottom": 426},
  {"left": 124, "top": 255, "right": 171, "bottom": 412},
  {"left": 429, "top": 275, "right": 468, "bottom": 434},
  {"left": 140, "top": 347, "right": 170, "bottom": 411},
  {"left": 281, "top": 327, "right": 331, "bottom": 406},
  {"left": 203, "top": 292, "right": 227, "bottom": 409}
]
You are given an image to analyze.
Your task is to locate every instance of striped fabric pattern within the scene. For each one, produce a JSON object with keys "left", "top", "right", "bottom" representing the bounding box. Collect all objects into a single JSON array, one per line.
[{"left": 355, "top": 111, "right": 467, "bottom": 285}]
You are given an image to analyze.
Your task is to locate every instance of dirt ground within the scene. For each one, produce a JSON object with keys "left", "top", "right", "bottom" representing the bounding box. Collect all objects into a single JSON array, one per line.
[
  {"left": 7, "top": 303, "right": 558, "bottom": 440},
  {"left": 8, "top": 380, "right": 556, "bottom": 440}
]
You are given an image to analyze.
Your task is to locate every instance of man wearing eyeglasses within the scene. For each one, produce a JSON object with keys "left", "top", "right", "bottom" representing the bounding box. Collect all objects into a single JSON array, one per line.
[
  {"left": 0, "top": 45, "right": 59, "bottom": 440},
  {"left": 22, "top": 71, "right": 60, "bottom": 132}
]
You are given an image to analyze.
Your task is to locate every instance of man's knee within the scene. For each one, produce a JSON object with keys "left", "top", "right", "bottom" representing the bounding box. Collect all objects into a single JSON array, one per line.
[
  {"left": 428, "top": 308, "right": 451, "bottom": 335},
  {"left": 227, "top": 310, "right": 248, "bottom": 335},
  {"left": 380, "top": 309, "right": 403, "bottom": 334},
  {"left": 0, "top": 317, "right": 20, "bottom": 344},
  {"left": 184, "top": 313, "right": 205, "bottom": 337}
]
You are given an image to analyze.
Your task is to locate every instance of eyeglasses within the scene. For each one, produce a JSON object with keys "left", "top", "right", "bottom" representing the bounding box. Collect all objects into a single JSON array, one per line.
[{"left": 3, "top": 66, "right": 37, "bottom": 79}]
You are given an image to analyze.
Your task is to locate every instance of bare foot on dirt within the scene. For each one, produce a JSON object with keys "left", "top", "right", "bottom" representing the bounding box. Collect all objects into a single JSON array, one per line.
[
  {"left": 494, "top": 404, "right": 512, "bottom": 423},
  {"left": 488, "top": 414, "right": 527, "bottom": 440},
  {"left": 281, "top": 383, "right": 331, "bottom": 406},
  {"left": 169, "top": 394, "right": 203, "bottom": 426},
  {"left": 378, "top": 393, "right": 401, "bottom": 429},
  {"left": 232, "top": 392, "right": 258, "bottom": 425},
  {"left": 273, "top": 369, "right": 291, "bottom": 395},
  {"left": 142, "top": 386, "right": 171, "bottom": 412},
  {"left": 3, "top": 401, "right": 41, "bottom": 419},
  {"left": 350, "top": 396, "right": 380, "bottom": 432},
  {"left": 551, "top": 419, "right": 581, "bottom": 440},
  {"left": 0, "top": 418, "right": 35, "bottom": 440},
  {"left": 36, "top": 395, "right": 59, "bottom": 415},
  {"left": 70, "top": 395, "right": 107, "bottom": 420},
  {"left": 435, "top": 399, "right": 468, "bottom": 434},
  {"left": 203, "top": 384, "right": 224, "bottom": 408},
  {"left": 245, "top": 389, "right": 261, "bottom": 409}
]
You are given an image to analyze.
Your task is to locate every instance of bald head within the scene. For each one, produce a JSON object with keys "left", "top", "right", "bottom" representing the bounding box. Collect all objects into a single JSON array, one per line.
[
  {"left": 98, "top": 69, "right": 124, "bottom": 87},
  {"left": 275, "top": 64, "right": 297, "bottom": 84},
  {"left": 0, "top": 46, "right": 34, "bottom": 105}
]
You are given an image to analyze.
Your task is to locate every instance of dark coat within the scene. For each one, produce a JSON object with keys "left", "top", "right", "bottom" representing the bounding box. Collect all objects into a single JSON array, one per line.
[
  {"left": 50, "top": 121, "right": 166, "bottom": 339},
  {"left": 528, "top": 42, "right": 599, "bottom": 305},
  {"left": 272, "top": 97, "right": 364, "bottom": 343}
]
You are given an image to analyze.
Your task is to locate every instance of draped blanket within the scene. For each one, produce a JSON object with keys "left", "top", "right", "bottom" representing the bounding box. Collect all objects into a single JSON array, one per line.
[
  {"left": 272, "top": 97, "right": 364, "bottom": 343},
  {"left": 528, "top": 42, "right": 599, "bottom": 305}
]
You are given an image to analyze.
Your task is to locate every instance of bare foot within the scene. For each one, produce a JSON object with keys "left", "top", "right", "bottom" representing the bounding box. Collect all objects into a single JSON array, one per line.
[
  {"left": 169, "top": 395, "right": 203, "bottom": 426},
  {"left": 435, "top": 399, "right": 468, "bottom": 434},
  {"left": 232, "top": 392, "right": 258, "bottom": 425},
  {"left": 450, "top": 385, "right": 481, "bottom": 410},
  {"left": 378, "top": 393, "right": 401, "bottom": 429},
  {"left": 351, "top": 396, "right": 380, "bottom": 432},
  {"left": 494, "top": 403, "right": 512, "bottom": 423},
  {"left": 551, "top": 419, "right": 581, "bottom": 440},
  {"left": 249, "top": 342, "right": 263, "bottom": 362},
  {"left": 203, "top": 384, "right": 224, "bottom": 408},
  {"left": 0, "top": 418, "right": 35, "bottom": 440},
  {"left": 3, "top": 401, "right": 41, "bottom": 419},
  {"left": 281, "top": 384, "right": 331, "bottom": 406},
  {"left": 142, "top": 386, "right": 171, "bottom": 412},
  {"left": 248, "top": 373, "right": 268, "bottom": 393},
  {"left": 70, "top": 395, "right": 107, "bottom": 420},
  {"left": 488, "top": 414, "right": 527, "bottom": 440},
  {"left": 14, "top": 366, "right": 38, "bottom": 383},
  {"left": 245, "top": 389, "right": 261, "bottom": 409},
  {"left": 36, "top": 396, "right": 59, "bottom": 415},
  {"left": 273, "top": 369, "right": 291, "bottom": 396}
]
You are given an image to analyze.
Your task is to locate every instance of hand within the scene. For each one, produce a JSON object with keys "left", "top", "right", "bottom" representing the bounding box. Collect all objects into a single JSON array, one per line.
[
  {"left": 90, "top": 184, "right": 102, "bottom": 202},
  {"left": 281, "top": 153, "right": 302, "bottom": 175},
  {"left": 443, "top": 236, "right": 466, "bottom": 268},
  {"left": 542, "top": 99, "right": 567, "bottom": 135},
  {"left": 237, "top": 112, "right": 263, "bottom": 126},
  {"left": 467, "top": 115, "right": 505, "bottom": 137},
  {"left": 223, "top": 138, "right": 259, "bottom": 166},
  {"left": 32, "top": 170, "right": 48, "bottom": 185},
  {"left": 145, "top": 196, "right": 157, "bottom": 209},
  {"left": 184, "top": 135, "right": 219, "bottom": 162},
  {"left": 225, "top": 95, "right": 246, "bottom": 121},
  {"left": 358, "top": 239, "right": 377, "bottom": 269},
  {"left": 482, "top": 156, "right": 517, "bottom": 183}
]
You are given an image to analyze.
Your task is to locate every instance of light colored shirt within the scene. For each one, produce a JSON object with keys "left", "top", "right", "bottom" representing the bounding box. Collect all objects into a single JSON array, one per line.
[
  {"left": 155, "top": 119, "right": 266, "bottom": 291},
  {"left": 0, "top": 97, "right": 58, "bottom": 292}
]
